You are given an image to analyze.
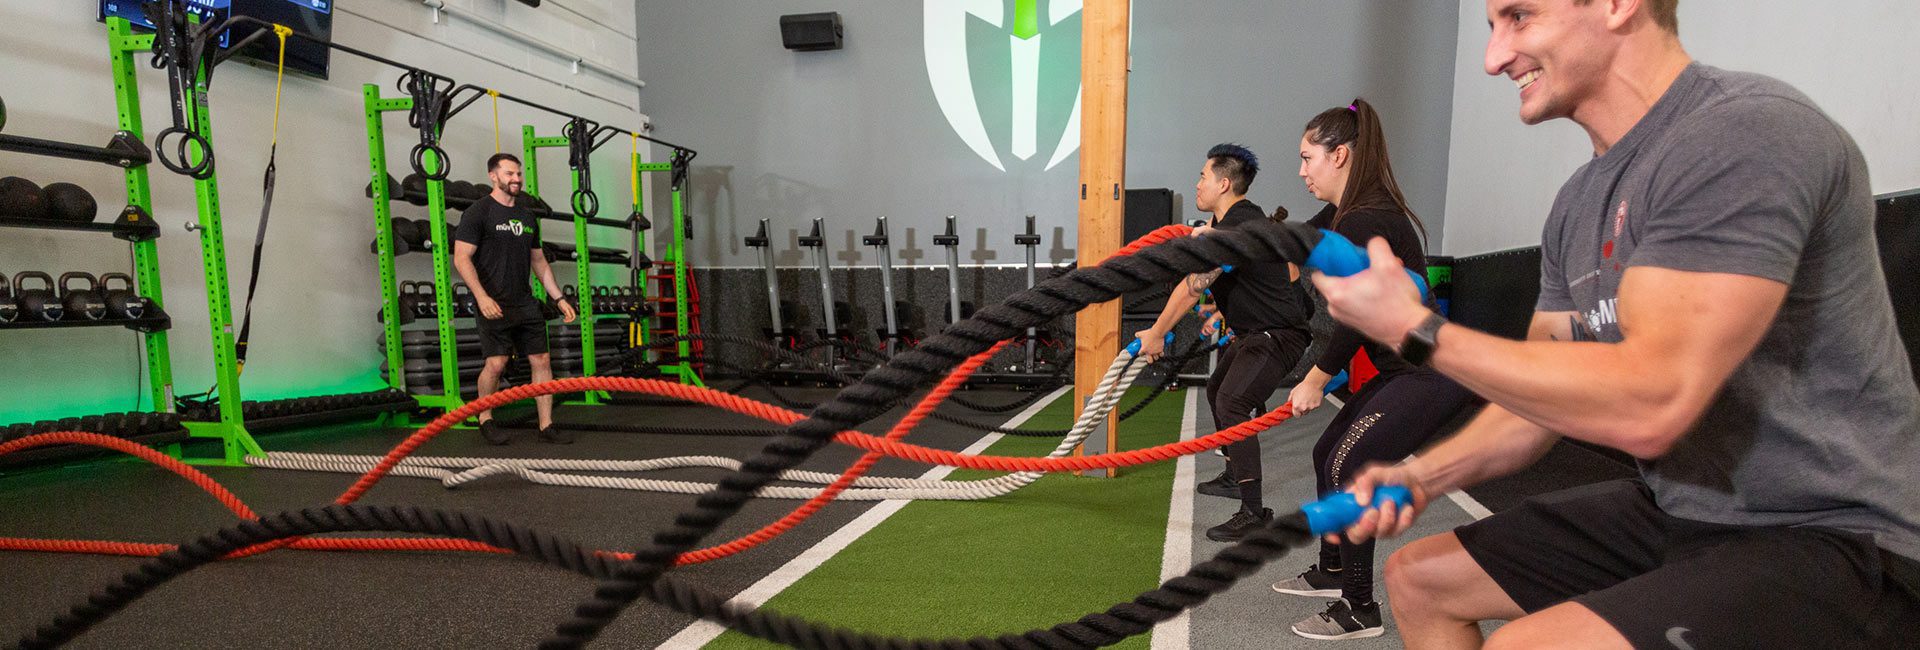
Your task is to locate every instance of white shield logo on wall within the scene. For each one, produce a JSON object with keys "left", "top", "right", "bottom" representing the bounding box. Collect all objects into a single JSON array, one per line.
[{"left": 924, "top": 0, "right": 1086, "bottom": 172}]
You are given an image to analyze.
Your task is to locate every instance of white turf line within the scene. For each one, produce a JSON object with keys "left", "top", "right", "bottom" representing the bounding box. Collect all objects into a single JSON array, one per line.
[
  {"left": 659, "top": 386, "right": 1073, "bottom": 649},
  {"left": 1147, "top": 393, "right": 1494, "bottom": 650},
  {"left": 1148, "top": 390, "right": 1201, "bottom": 650}
]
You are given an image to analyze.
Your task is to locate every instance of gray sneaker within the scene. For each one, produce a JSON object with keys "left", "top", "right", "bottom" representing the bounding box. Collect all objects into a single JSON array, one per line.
[
  {"left": 1290, "top": 598, "right": 1384, "bottom": 640},
  {"left": 1271, "top": 564, "right": 1343, "bottom": 598}
]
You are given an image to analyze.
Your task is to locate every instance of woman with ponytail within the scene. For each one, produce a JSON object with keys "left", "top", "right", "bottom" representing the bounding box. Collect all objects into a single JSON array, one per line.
[{"left": 1270, "top": 98, "right": 1484, "bottom": 640}]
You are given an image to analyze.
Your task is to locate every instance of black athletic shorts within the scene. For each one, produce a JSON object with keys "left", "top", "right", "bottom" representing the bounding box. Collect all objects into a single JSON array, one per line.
[
  {"left": 1455, "top": 478, "right": 1920, "bottom": 649},
  {"left": 475, "top": 302, "right": 549, "bottom": 358}
]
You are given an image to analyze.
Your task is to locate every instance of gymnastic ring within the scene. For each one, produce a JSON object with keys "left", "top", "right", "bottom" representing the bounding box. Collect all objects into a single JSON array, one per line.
[
  {"left": 570, "top": 189, "right": 599, "bottom": 218},
  {"left": 154, "top": 126, "right": 215, "bottom": 180},
  {"left": 410, "top": 143, "right": 451, "bottom": 182}
]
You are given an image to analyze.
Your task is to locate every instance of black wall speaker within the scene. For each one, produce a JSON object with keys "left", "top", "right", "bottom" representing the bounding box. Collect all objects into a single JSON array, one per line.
[{"left": 781, "top": 12, "right": 843, "bottom": 51}]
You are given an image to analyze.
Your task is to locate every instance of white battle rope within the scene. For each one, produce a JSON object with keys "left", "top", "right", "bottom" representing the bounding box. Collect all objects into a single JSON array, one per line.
[{"left": 247, "top": 352, "right": 1150, "bottom": 502}]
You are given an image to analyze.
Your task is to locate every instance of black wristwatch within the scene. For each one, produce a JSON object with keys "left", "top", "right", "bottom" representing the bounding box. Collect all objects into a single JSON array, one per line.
[{"left": 1399, "top": 312, "right": 1447, "bottom": 366}]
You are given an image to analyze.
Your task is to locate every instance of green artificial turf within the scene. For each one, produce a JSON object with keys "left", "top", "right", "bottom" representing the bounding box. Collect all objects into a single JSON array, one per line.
[{"left": 707, "top": 385, "right": 1188, "bottom": 649}]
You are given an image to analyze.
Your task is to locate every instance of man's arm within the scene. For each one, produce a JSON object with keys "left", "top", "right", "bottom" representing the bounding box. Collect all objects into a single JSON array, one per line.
[
  {"left": 453, "top": 242, "right": 484, "bottom": 291},
  {"left": 1318, "top": 239, "right": 1788, "bottom": 459},
  {"left": 530, "top": 247, "right": 565, "bottom": 297},
  {"left": 1129, "top": 275, "right": 1204, "bottom": 359},
  {"left": 1429, "top": 267, "right": 1784, "bottom": 458},
  {"left": 1147, "top": 275, "right": 1205, "bottom": 333},
  {"left": 452, "top": 241, "right": 502, "bottom": 319},
  {"left": 1398, "top": 311, "right": 1573, "bottom": 490},
  {"left": 531, "top": 247, "right": 577, "bottom": 323}
]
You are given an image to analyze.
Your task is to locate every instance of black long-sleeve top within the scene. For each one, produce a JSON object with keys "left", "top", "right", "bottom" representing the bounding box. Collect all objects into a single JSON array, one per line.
[{"left": 1306, "top": 203, "right": 1429, "bottom": 379}]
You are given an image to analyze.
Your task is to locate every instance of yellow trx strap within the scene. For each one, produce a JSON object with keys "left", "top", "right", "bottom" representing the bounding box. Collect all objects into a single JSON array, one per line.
[
  {"left": 490, "top": 89, "right": 502, "bottom": 153},
  {"left": 235, "top": 24, "right": 294, "bottom": 376},
  {"left": 268, "top": 25, "right": 292, "bottom": 148}
]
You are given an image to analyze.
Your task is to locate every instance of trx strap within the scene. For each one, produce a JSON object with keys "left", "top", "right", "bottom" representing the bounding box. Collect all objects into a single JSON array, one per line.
[
  {"left": 489, "top": 89, "right": 501, "bottom": 153},
  {"left": 232, "top": 24, "right": 293, "bottom": 373}
]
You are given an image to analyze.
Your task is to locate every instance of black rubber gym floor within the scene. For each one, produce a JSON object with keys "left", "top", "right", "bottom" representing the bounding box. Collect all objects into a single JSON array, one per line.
[{"left": 0, "top": 385, "right": 1033, "bottom": 649}]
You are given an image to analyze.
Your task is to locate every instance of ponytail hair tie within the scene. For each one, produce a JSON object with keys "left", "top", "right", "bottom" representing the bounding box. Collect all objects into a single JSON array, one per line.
[{"left": 1347, "top": 104, "right": 1358, "bottom": 112}]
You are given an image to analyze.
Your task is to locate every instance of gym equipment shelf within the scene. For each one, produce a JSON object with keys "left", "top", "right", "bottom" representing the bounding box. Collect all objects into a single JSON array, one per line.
[
  {"left": 0, "top": 314, "right": 171, "bottom": 333},
  {"left": 0, "top": 212, "right": 160, "bottom": 242},
  {"left": 106, "top": 16, "right": 259, "bottom": 466},
  {"left": 0, "top": 130, "right": 152, "bottom": 169},
  {"left": 0, "top": 18, "right": 194, "bottom": 469}
]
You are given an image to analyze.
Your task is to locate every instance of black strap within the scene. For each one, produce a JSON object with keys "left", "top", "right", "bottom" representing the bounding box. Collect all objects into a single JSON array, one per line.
[{"left": 233, "top": 143, "right": 277, "bottom": 370}]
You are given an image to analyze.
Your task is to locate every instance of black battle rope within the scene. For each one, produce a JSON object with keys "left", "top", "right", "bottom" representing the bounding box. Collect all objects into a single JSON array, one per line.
[
  {"left": 20, "top": 503, "right": 1315, "bottom": 650},
  {"left": 19, "top": 222, "right": 1326, "bottom": 649},
  {"left": 541, "top": 221, "right": 1324, "bottom": 648}
]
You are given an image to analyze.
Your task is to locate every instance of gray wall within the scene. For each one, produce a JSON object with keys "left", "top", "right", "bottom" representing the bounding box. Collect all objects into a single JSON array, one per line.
[
  {"left": 636, "top": 0, "right": 1460, "bottom": 269},
  {"left": 1441, "top": 0, "right": 1920, "bottom": 255},
  {"left": 1, "top": 1, "right": 647, "bottom": 421}
]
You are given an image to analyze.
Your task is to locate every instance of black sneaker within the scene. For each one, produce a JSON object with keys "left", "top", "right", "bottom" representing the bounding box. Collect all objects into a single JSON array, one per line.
[
  {"left": 537, "top": 424, "right": 575, "bottom": 444},
  {"left": 1204, "top": 507, "right": 1273, "bottom": 542},
  {"left": 1290, "top": 598, "right": 1384, "bottom": 640},
  {"left": 1195, "top": 471, "right": 1239, "bottom": 498},
  {"left": 1271, "top": 564, "right": 1344, "bottom": 598},
  {"left": 479, "top": 420, "right": 511, "bottom": 446}
]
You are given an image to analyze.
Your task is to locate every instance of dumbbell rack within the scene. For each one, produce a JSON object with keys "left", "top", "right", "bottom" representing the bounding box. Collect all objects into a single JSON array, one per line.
[
  {"left": 364, "top": 84, "right": 467, "bottom": 417},
  {"left": 522, "top": 125, "right": 702, "bottom": 393},
  {"left": 20, "top": 17, "right": 243, "bottom": 464},
  {"left": 523, "top": 125, "right": 611, "bottom": 405}
]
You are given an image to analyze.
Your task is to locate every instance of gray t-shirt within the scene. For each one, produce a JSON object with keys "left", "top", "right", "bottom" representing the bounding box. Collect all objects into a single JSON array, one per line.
[{"left": 1537, "top": 63, "right": 1920, "bottom": 561}]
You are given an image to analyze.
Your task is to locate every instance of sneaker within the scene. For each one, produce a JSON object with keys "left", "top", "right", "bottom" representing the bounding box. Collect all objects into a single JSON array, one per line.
[
  {"left": 479, "top": 420, "right": 511, "bottom": 446},
  {"left": 1204, "top": 507, "right": 1273, "bottom": 542},
  {"left": 1271, "top": 564, "right": 1344, "bottom": 598},
  {"left": 1290, "top": 599, "right": 1384, "bottom": 640},
  {"left": 1195, "top": 471, "right": 1239, "bottom": 498},
  {"left": 537, "top": 424, "right": 575, "bottom": 444}
]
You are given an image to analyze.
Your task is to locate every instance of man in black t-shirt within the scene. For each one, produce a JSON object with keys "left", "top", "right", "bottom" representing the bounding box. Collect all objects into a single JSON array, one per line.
[
  {"left": 453, "top": 153, "right": 577, "bottom": 445},
  {"left": 1134, "top": 144, "right": 1313, "bottom": 541}
]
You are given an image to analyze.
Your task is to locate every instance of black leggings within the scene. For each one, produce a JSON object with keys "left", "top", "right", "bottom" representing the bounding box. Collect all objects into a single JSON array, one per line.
[
  {"left": 1312, "top": 367, "right": 1481, "bottom": 603},
  {"left": 1206, "top": 329, "right": 1310, "bottom": 508}
]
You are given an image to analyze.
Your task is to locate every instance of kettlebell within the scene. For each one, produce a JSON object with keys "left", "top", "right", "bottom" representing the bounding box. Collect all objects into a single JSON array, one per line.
[
  {"left": 397, "top": 281, "right": 428, "bottom": 320},
  {"left": 377, "top": 289, "right": 414, "bottom": 325},
  {"left": 0, "top": 271, "right": 16, "bottom": 323},
  {"left": 14, "top": 272, "right": 62, "bottom": 322},
  {"left": 591, "top": 285, "right": 614, "bottom": 314},
  {"left": 410, "top": 281, "right": 437, "bottom": 318},
  {"left": 98, "top": 272, "right": 146, "bottom": 320},
  {"left": 60, "top": 272, "right": 107, "bottom": 321},
  {"left": 452, "top": 283, "right": 477, "bottom": 317}
]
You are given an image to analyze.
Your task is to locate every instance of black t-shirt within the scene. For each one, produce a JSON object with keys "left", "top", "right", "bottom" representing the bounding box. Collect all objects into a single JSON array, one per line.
[
  {"left": 453, "top": 195, "right": 542, "bottom": 309},
  {"left": 1210, "top": 199, "right": 1311, "bottom": 335},
  {"left": 1306, "top": 203, "right": 1428, "bottom": 377}
]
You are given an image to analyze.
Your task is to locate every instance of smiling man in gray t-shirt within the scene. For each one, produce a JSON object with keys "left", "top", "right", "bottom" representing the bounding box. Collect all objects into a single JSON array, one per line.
[{"left": 1308, "top": 0, "right": 1920, "bottom": 648}]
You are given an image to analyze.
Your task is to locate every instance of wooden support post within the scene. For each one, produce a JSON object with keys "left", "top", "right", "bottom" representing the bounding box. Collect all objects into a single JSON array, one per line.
[{"left": 1074, "top": 0, "right": 1128, "bottom": 478}]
